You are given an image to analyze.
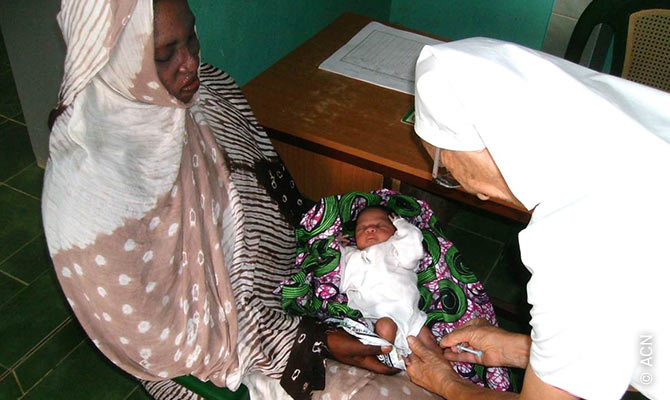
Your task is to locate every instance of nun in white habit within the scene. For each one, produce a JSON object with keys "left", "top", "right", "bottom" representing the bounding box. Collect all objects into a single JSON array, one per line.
[{"left": 404, "top": 38, "right": 669, "bottom": 400}]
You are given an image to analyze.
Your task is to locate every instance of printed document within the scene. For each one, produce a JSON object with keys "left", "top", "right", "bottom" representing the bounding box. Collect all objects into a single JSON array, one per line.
[{"left": 319, "top": 22, "right": 444, "bottom": 94}]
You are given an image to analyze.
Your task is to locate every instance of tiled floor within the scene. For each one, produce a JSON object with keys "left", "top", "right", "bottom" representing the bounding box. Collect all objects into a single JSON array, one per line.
[{"left": 0, "top": 33, "right": 152, "bottom": 400}]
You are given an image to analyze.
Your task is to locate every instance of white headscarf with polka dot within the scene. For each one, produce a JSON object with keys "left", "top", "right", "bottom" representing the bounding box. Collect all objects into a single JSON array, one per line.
[{"left": 43, "top": 0, "right": 242, "bottom": 387}]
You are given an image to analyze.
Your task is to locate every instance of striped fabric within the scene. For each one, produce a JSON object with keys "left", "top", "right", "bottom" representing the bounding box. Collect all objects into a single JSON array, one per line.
[
  {"left": 143, "top": 380, "right": 202, "bottom": 400},
  {"left": 197, "top": 64, "right": 301, "bottom": 379}
]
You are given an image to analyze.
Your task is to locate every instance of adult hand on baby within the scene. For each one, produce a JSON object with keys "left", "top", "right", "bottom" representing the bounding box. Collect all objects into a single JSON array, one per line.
[
  {"left": 441, "top": 318, "right": 530, "bottom": 369},
  {"left": 405, "top": 335, "right": 460, "bottom": 396},
  {"left": 326, "top": 329, "right": 399, "bottom": 375},
  {"left": 407, "top": 335, "right": 521, "bottom": 399}
]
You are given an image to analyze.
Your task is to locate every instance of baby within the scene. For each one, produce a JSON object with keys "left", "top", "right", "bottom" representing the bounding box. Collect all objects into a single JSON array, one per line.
[{"left": 339, "top": 206, "right": 439, "bottom": 360}]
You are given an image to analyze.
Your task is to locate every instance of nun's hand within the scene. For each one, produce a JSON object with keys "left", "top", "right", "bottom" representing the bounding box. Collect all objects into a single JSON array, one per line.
[
  {"left": 405, "top": 336, "right": 458, "bottom": 397},
  {"left": 441, "top": 319, "right": 530, "bottom": 369},
  {"left": 407, "top": 336, "right": 522, "bottom": 399}
]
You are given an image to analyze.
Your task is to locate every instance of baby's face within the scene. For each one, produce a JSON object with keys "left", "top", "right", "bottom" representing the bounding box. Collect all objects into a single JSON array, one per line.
[{"left": 354, "top": 208, "right": 396, "bottom": 250}]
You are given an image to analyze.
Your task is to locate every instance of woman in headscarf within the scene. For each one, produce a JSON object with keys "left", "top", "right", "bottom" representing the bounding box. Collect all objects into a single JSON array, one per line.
[
  {"left": 43, "top": 0, "right": 305, "bottom": 394},
  {"left": 405, "top": 38, "right": 669, "bottom": 400},
  {"left": 43, "top": 0, "right": 444, "bottom": 399}
]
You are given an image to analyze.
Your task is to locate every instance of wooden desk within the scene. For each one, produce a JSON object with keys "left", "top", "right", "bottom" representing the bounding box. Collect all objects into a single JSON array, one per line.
[{"left": 242, "top": 13, "right": 531, "bottom": 223}]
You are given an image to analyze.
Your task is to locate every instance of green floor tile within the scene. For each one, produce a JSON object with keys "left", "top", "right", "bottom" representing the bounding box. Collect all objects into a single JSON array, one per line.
[
  {"left": 0, "top": 70, "right": 22, "bottom": 119},
  {"left": 0, "top": 272, "right": 25, "bottom": 307},
  {"left": 10, "top": 113, "right": 24, "bottom": 123},
  {"left": 5, "top": 163, "right": 43, "bottom": 198},
  {"left": 0, "top": 185, "right": 42, "bottom": 262},
  {"left": 126, "top": 386, "right": 154, "bottom": 400},
  {"left": 0, "top": 235, "right": 52, "bottom": 284},
  {"left": 0, "top": 370, "right": 22, "bottom": 400},
  {"left": 15, "top": 318, "right": 86, "bottom": 392},
  {"left": 0, "top": 270, "right": 71, "bottom": 367},
  {"left": 443, "top": 224, "right": 504, "bottom": 284},
  {"left": 22, "top": 340, "right": 138, "bottom": 400},
  {"left": 0, "top": 122, "right": 34, "bottom": 182},
  {"left": 448, "top": 207, "right": 525, "bottom": 244}
]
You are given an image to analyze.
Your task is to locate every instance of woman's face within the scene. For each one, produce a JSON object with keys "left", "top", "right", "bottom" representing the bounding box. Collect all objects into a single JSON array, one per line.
[{"left": 153, "top": 0, "right": 200, "bottom": 103}]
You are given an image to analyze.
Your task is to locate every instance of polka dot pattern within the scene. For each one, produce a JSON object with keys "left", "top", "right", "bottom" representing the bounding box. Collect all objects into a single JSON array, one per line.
[
  {"left": 138, "top": 321, "right": 151, "bottom": 333},
  {"left": 123, "top": 239, "right": 136, "bottom": 251}
]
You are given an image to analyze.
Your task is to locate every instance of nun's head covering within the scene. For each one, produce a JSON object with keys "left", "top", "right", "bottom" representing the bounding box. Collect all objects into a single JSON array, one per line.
[{"left": 414, "top": 38, "right": 670, "bottom": 211}]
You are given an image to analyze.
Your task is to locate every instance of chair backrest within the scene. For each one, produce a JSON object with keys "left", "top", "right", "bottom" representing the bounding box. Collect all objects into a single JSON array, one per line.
[{"left": 565, "top": 0, "right": 670, "bottom": 92}]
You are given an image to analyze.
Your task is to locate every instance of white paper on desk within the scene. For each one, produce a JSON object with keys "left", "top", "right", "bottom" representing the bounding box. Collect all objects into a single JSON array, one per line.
[{"left": 319, "top": 22, "right": 444, "bottom": 94}]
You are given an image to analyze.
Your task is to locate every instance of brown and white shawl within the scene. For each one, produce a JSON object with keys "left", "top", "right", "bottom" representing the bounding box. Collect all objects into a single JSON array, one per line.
[{"left": 43, "top": 0, "right": 299, "bottom": 392}]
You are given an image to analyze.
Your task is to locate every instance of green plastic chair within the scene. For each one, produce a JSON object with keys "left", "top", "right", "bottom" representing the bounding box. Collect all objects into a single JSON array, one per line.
[
  {"left": 564, "top": 0, "right": 670, "bottom": 91},
  {"left": 173, "top": 376, "right": 250, "bottom": 400}
]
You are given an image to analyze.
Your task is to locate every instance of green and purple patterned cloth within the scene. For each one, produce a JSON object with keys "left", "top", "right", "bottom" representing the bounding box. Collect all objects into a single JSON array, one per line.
[{"left": 280, "top": 189, "right": 510, "bottom": 390}]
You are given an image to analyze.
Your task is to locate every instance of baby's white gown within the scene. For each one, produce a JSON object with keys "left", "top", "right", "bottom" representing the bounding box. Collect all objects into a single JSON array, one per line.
[{"left": 339, "top": 218, "right": 426, "bottom": 355}]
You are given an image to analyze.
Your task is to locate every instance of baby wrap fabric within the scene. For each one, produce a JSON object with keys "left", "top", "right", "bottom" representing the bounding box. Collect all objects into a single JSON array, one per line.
[
  {"left": 415, "top": 38, "right": 670, "bottom": 399},
  {"left": 43, "top": 0, "right": 300, "bottom": 391},
  {"left": 282, "top": 189, "right": 510, "bottom": 390},
  {"left": 340, "top": 218, "right": 427, "bottom": 355}
]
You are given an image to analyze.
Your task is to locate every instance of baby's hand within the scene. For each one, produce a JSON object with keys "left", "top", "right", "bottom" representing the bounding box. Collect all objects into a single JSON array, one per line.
[
  {"left": 336, "top": 233, "right": 351, "bottom": 247},
  {"left": 388, "top": 212, "right": 402, "bottom": 223}
]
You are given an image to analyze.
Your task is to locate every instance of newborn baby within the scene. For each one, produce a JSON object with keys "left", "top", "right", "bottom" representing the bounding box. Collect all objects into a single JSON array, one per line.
[{"left": 339, "top": 206, "right": 439, "bottom": 360}]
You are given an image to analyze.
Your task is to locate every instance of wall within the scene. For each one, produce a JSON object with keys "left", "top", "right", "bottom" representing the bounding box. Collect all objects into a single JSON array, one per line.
[
  {"left": 190, "top": 0, "right": 391, "bottom": 86},
  {"left": 4, "top": 0, "right": 557, "bottom": 166},
  {"left": 541, "top": 0, "right": 591, "bottom": 57},
  {"left": 389, "top": 0, "right": 555, "bottom": 49},
  {"left": 0, "top": 0, "right": 66, "bottom": 167}
]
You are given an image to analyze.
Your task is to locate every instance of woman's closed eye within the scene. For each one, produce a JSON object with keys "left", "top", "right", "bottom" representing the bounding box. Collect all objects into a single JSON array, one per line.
[
  {"left": 155, "top": 24, "right": 198, "bottom": 64},
  {"left": 154, "top": 41, "right": 176, "bottom": 63},
  {"left": 155, "top": 51, "right": 173, "bottom": 63}
]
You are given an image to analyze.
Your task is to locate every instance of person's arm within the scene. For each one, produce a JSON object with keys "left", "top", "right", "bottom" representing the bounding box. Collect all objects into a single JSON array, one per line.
[
  {"left": 281, "top": 318, "right": 397, "bottom": 399},
  {"left": 519, "top": 366, "right": 578, "bottom": 400},
  {"left": 407, "top": 336, "right": 578, "bottom": 400},
  {"left": 326, "top": 328, "right": 398, "bottom": 375},
  {"left": 405, "top": 336, "right": 518, "bottom": 399},
  {"left": 406, "top": 320, "right": 579, "bottom": 400},
  {"left": 440, "top": 318, "right": 530, "bottom": 369}
]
